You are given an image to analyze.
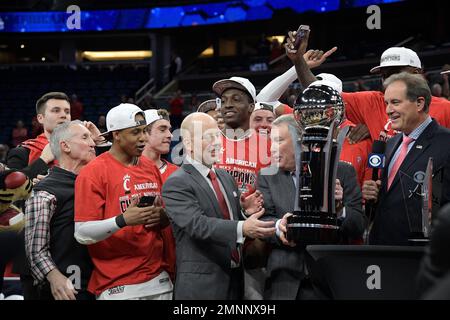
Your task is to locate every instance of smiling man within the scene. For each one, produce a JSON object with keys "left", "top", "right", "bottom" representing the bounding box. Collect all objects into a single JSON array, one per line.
[
  {"left": 74, "top": 103, "right": 173, "bottom": 300},
  {"left": 362, "top": 72, "right": 450, "bottom": 245},
  {"left": 142, "top": 108, "right": 177, "bottom": 282},
  {"left": 250, "top": 102, "right": 276, "bottom": 135},
  {"left": 212, "top": 77, "right": 273, "bottom": 300},
  {"left": 162, "top": 112, "right": 274, "bottom": 300},
  {"left": 25, "top": 120, "right": 96, "bottom": 300},
  {"left": 7, "top": 92, "right": 71, "bottom": 180},
  {"left": 143, "top": 109, "right": 178, "bottom": 181},
  {"left": 212, "top": 77, "right": 272, "bottom": 196}
]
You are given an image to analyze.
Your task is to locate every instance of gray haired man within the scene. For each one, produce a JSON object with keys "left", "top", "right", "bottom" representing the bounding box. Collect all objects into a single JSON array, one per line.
[{"left": 24, "top": 120, "right": 97, "bottom": 300}]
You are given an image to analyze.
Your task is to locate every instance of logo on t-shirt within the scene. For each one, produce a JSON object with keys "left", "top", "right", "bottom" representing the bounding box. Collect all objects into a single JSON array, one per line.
[
  {"left": 107, "top": 285, "right": 125, "bottom": 295},
  {"left": 123, "top": 174, "right": 131, "bottom": 194},
  {"left": 380, "top": 119, "right": 398, "bottom": 141}
]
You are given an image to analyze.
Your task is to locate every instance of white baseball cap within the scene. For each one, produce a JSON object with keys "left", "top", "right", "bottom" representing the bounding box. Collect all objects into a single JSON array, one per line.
[
  {"left": 197, "top": 99, "right": 218, "bottom": 113},
  {"left": 370, "top": 47, "right": 422, "bottom": 73},
  {"left": 144, "top": 109, "right": 162, "bottom": 125},
  {"left": 212, "top": 76, "right": 256, "bottom": 103},
  {"left": 441, "top": 70, "right": 450, "bottom": 75},
  {"left": 102, "top": 103, "right": 146, "bottom": 135},
  {"left": 253, "top": 102, "right": 275, "bottom": 114},
  {"left": 311, "top": 73, "right": 343, "bottom": 93}
]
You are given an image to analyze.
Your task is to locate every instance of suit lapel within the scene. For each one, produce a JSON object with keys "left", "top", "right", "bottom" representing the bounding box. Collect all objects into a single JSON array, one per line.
[
  {"left": 382, "top": 134, "right": 402, "bottom": 192},
  {"left": 385, "top": 134, "right": 402, "bottom": 167},
  {"left": 181, "top": 163, "right": 223, "bottom": 218},
  {"left": 278, "top": 170, "right": 296, "bottom": 211},
  {"left": 388, "top": 121, "right": 437, "bottom": 191}
]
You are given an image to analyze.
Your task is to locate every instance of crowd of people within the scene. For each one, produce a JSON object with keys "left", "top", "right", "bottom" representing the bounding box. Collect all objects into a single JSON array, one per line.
[{"left": 1, "top": 27, "right": 450, "bottom": 300}]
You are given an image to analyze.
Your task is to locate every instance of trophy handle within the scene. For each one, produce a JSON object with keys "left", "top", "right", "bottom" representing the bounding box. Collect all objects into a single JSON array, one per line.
[
  {"left": 322, "top": 121, "right": 349, "bottom": 213},
  {"left": 422, "top": 157, "right": 433, "bottom": 238},
  {"left": 293, "top": 128, "right": 302, "bottom": 212},
  {"left": 330, "top": 124, "right": 350, "bottom": 214}
]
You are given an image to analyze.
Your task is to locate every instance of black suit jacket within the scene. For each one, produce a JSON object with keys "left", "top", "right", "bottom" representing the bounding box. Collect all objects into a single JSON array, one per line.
[
  {"left": 370, "top": 120, "right": 450, "bottom": 245},
  {"left": 257, "top": 161, "right": 365, "bottom": 300}
]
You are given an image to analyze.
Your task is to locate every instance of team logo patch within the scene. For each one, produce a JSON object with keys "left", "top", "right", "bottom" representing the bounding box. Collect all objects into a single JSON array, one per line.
[{"left": 123, "top": 174, "right": 131, "bottom": 194}]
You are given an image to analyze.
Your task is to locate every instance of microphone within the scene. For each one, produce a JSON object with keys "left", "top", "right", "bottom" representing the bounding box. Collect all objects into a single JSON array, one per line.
[
  {"left": 365, "top": 140, "right": 386, "bottom": 227},
  {"left": 368, "top": 140, "right": 386, "bottom": 181}
]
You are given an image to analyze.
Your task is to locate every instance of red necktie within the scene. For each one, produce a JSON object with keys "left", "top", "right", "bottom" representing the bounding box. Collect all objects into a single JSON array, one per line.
[
  {"left": 387, "top": 135, "right": 414, "bottom": 190},
  {"left": 208, "top": 170, "right": 240, "bottom": 263}
]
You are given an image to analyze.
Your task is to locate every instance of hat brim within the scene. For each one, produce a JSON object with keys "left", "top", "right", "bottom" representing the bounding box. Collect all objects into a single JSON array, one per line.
[
  {"left": 197, "top": 99, "right": 217, "bottom": 113},
  {"left": 370, "top": 64, "right": 422, "bottom": 74},
  {"left": 369, "top": 65, "right": 383, "bottom": 74},
  {"left": 212, "top": 79, "right": 255, "bottom": 102},
  {"left": 99, "top": 121, "right": 146, "bottom": 137},
  {"left": 441, "top": 70, "right": 450, "bottom": 75},
  {"left": 100, "top": 110, "right": 147, "bottom": 136}
]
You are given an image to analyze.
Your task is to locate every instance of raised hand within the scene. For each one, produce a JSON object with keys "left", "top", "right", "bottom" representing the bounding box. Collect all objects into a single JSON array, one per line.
[{"left": 304, "top": 47, "right": 338, "bottom": 69}]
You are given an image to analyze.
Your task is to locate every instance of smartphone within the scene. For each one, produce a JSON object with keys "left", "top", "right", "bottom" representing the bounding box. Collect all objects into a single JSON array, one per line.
[
  {"left": 293, "top": 25, "right": 310, "bottom": 50},
  {"left": 138, "top": 195, "right": 156, "bottom": 207}
]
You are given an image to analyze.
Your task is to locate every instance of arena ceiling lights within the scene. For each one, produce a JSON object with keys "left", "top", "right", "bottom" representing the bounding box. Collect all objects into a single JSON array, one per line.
[
  {"left": 0, "top": 0, "right": 403, "bottom": 33},
  {"left": 81, "top": 50, "right": 152, "bottom": 61}
]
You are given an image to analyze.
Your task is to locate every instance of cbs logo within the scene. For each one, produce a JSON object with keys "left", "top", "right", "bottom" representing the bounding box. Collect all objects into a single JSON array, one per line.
[{"left": 369, "top": 155, "right": 382, "bottom": 167}]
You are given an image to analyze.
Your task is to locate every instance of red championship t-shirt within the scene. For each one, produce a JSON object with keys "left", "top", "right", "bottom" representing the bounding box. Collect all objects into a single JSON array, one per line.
[
  {"left": 160, "top": 159, "right": 179, "bottom": 183},
  {"left": 343, "top": 91, "right": 450, "bottom": 141},
  {"left": 215, "top": 132, "right": 271, "bottom": 196},
  {"left": 74, "top": 152, "right": 167, "bottom": 295},
  {"left": 339, "top": 120, "right": 372, "bottom": 188}
]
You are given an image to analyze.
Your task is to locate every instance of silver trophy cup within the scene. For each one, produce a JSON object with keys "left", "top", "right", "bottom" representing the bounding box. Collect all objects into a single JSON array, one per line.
[{"left": 287, "top": 84, "right": 348, "bottom": 245}]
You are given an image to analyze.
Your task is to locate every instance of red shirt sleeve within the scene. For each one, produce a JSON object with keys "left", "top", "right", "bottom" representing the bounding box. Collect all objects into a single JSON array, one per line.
[
  {"left": 283, "top": 104, "right": 294, "bottom": 114},
  {"left": 74, "top": 168, "right": 106, "bottom": 222},
  {"left": 342, "top": 91, "right": 388, "bottom": 141},
  {"left": 430, "top": 97, "right": 450, "bottom": 129}
]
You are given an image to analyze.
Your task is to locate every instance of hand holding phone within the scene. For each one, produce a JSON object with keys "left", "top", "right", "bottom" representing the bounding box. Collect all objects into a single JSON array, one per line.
[
  {"left": 293, "top": 25, "right": 310, "bottom": 50},
  {"left": 138, "top": 195, "right": 156, "bottom": 207}
]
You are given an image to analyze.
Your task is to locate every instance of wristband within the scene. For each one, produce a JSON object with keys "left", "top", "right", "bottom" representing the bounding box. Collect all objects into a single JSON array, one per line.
[{"left": 115, "top": 214, "right": 127, "bottom": 228}]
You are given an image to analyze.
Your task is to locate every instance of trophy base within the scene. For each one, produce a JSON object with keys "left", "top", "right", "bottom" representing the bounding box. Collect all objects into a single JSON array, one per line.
[{"left": 286, "top": 213, "right": 340, "bottom": 245}]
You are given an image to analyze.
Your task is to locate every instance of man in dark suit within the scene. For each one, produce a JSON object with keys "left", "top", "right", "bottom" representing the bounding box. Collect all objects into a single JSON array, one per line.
[
  {"left": 162, "top": 112, "right": 276, "bottom": 300},
  {"left": 363, "top": 72, "right": 450, "bottom": 245},
  {"left": 258, "top": 115, "right": 366, "bottom": 300}
]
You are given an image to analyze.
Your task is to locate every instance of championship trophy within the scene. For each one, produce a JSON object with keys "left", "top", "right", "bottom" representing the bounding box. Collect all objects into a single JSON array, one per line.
[
  {"left": 287, "top": 84, "right": 348, "bottom": 245},
  {"left": 405, "top": 157, "right": 434, "bottom": 245}
]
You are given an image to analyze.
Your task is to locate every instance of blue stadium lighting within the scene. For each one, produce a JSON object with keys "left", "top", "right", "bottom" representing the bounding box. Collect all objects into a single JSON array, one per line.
[{"left": 0, "top": 0, "right": 403, "bottom": 33}]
